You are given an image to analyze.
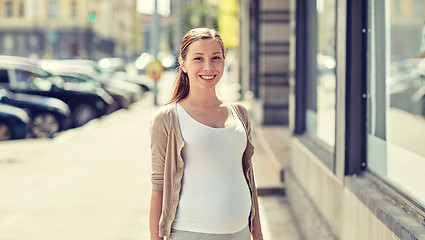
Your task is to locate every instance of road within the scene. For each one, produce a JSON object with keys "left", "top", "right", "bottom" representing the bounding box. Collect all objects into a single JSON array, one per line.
[{"left": 0, "top": 96, "right": 157, "bottom": 240}]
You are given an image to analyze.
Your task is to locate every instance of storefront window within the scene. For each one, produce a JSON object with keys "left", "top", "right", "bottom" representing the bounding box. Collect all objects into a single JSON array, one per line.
[
  {"left": 305, "top": 0, "right": 336, "bottom": 147},
  {"left": 367, "top": 0, "right": 425, "bottom": 206}
]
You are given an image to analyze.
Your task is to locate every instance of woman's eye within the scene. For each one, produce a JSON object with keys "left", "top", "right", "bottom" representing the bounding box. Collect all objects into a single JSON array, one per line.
[
  {"left": 212, "top": 56, "right": 221, "bottom": 60},
  {"left": 194, "top": 57, "right": 202, "bottom": 61}
]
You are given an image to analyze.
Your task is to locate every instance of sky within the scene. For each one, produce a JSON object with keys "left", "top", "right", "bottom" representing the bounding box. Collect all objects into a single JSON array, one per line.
[{"left": 137, "top": 0, "right": 170, "bottom": 16}]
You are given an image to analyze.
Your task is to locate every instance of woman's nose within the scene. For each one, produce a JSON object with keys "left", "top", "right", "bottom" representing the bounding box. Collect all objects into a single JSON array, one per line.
[{"left": 203, "top": 60, "right": 213, "bottom": 70}]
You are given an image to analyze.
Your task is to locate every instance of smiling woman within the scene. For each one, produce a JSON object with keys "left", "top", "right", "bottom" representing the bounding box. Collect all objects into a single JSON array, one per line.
[{"left": 149, "top": 28, "right": 264, "bottom": 240}]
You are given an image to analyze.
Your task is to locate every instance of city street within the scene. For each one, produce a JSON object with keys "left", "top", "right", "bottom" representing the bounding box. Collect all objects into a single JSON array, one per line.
[{"left": 0, "top": 97, "right": 156, "bottom": 240}]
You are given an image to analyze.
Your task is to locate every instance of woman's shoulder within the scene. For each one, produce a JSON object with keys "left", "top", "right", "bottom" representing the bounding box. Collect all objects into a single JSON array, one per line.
[
  {"left": 152, "top": 103, "right": 177, "bottom": 125},
  {"left": 229, "top": 102, "right": 249, "bottom": 116},
  {"left": 154, "top": 103, "right": 177, "bottom": 116}
]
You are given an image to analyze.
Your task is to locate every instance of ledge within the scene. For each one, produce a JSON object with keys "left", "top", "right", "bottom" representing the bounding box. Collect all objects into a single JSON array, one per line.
[{"left": 345, "top": 172, "right": 425, "bottom": 240}]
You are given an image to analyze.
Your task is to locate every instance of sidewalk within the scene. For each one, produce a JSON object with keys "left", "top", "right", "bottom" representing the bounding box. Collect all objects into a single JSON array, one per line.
[{"left": 252, "top": 125, "right": 303, "bottom": 240}]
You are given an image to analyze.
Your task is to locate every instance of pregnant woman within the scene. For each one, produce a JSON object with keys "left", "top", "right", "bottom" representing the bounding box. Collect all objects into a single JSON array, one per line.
[{"left": 149, "top": 28, "right": 263, "bottom": 240}]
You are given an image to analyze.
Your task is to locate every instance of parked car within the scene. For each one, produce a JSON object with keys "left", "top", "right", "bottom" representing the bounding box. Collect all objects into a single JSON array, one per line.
[
  {"left": 40, "top": 59, "right": 143, "bottom": 102},
  {"left": 0, "top": 55, "right": 114, "bottom": 127},
  {"left": 0, "top": 87, "right": 71, "bottom": 138},
  {"left": 48, "top": 71, "right": 131, "bottom": 111},
  {"left": 0, "top": 103, "right": 29, "bottom": 140},
  {"left": 98, "top": 57, "right": 152, "bottom": 92}
]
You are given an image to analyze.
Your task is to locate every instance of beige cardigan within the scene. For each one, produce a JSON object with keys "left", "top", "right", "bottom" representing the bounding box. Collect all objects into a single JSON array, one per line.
[{"left": 150, "top": 102, "right": 262, "bottom": 238}]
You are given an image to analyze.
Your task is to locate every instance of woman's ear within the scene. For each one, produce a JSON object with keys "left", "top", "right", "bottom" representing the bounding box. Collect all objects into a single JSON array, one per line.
[{"left": 179, "top": 57, "right": 186, "bottom": 73}]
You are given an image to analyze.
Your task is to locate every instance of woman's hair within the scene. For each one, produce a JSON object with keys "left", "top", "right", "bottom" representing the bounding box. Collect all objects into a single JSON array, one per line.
[{"left": 167, "top": 28, "right": 225, "bottom": 104}]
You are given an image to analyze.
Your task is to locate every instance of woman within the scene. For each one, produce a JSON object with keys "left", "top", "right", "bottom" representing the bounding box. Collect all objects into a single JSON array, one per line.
[{"left": 149, "top": 28, "right": 263, "bottom": 240}]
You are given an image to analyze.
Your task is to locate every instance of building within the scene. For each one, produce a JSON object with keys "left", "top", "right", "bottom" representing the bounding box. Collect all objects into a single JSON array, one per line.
[
  {"left": 240, "top": 0, "right": 425, "bottom": 239},
  {"left": 0, "top": 0, "right": 141, "bottom": 60}
]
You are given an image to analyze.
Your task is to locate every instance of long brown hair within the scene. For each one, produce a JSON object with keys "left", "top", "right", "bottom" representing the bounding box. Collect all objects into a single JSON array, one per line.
[{"left": 168, "top": 28, "right": 225, "bottom": 104}]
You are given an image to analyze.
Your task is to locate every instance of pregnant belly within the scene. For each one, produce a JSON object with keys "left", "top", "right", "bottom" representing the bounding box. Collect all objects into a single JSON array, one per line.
[{"left": 173, "top": 186, "right": 252, "bottom": 233}]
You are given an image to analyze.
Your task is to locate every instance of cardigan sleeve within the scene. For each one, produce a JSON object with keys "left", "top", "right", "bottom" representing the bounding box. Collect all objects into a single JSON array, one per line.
[
  {"left": 150, "top": 110, "right": 168, "bottom": 191},
  {"left": 234, "top": 103, "right": 253, "bottom": 140}
]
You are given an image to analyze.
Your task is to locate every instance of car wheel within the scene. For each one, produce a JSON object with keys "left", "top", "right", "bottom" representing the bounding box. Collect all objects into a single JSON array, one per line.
[
  {"left": 0, "top": 120, "right": 12, "bottom": 141},
  {"left": 29, "top": 112, "right": 60, "bottom": 138},
  {"left": 72, "top": 104, "right": 97, "bottom": 127}
]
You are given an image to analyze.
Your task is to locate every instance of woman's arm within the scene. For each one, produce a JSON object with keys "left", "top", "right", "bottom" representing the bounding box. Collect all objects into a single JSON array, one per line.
[
  {"left": 149, "top": 109, "right": 168, "bottom": 240},
  {"left": 150, "top": 190, "right": 164, "bottom": 240}
]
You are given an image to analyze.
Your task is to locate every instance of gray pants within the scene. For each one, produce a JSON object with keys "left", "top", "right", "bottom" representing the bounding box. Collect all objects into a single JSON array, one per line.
[{"left": 168, "top": 225, "right": 250, "bottom": 240}]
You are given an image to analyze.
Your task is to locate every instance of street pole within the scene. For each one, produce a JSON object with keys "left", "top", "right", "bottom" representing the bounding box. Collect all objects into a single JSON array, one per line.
[{"left": 152, "top": 0, "right": 159, "bottom": 106}]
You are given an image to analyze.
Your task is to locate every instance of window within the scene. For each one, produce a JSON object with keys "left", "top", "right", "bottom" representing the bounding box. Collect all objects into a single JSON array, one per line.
[
  {"left": 5, "top": 1, "right": 12, "bottom": 18},
  {"left": 15, "top": 70, "right": 52, "bottom": 91},
  {"left": 0, "top": 69, "right": 9, "bottom": 83},
  {"left": 19, "top": 1, "right": 24, "bottom": 17},
  {"left": 305, "top": 0, "right": 337, "bottom": 147},
  {"left": 367, "top": 0, "right": 425, "bottom": 206},
  {"left": 71, "top": 1, "right": 77, "bottom": 18},
  {"left": 48, "top": 1, "right": 58, "bottom": 19},
  {"left": 413, "top": 0, "right": 422, "bottom": 16}
]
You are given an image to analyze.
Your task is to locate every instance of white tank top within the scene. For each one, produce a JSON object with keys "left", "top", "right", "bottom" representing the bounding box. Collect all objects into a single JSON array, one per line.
[{"left": 172, "top": 103, "right": 252, "bottom": 234}]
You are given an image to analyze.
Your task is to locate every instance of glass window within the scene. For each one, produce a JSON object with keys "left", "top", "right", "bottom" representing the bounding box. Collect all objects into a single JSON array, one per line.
[
  {"left": 19, "top": 1, "right": 24, "bottom": 17},
  {"left": 0, "top": 69, "right": 9, "bottom": 83},
  {"left": 5, "top": 1, "right": 13, "bottom": 18},
  {"left": 367, "top": 0, "right": 425, "bottom": 206},
  {"left": 305, "top": 0, "right": 337, "bottom": 147},
  {"left": 71, "top": 1, "right": 77, "bottom": 18},
  {"left": 413, "top": 0, "right": 422, "bottom": 16},
  {"left": 15, "top": 70, "right": 52, "bottom": 91},
  {"left": 48, "top": 1, "right": 58, "bottom": 19}
]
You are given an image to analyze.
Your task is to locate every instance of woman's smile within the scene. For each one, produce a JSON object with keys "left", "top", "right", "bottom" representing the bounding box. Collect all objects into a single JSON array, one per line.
[{"left": 199, "top": 74, "right": 216, "bottom": 80}]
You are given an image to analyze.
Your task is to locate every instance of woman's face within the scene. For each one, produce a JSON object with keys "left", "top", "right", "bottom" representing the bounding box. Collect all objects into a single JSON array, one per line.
[{"left": 180, "top": 39, "right": 225, "bottom": 91}]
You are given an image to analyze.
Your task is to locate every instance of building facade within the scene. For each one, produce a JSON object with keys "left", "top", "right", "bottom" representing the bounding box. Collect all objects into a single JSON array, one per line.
[
  {"left": 241, "top": 0, "right": 425, "bottom": 239},
  {"left": 0, "top": 0, "right": 141, "bottom": 60}
]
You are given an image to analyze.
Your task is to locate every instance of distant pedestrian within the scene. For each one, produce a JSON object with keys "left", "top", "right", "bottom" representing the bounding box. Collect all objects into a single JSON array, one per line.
[{"left": 149, "top": 28, "right": 263, "bottom": 240}]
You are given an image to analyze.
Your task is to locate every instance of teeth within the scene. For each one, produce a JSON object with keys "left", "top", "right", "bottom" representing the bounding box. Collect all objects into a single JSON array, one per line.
[{"left": 201, "top": 75, "right": 214, "bottom": 80}]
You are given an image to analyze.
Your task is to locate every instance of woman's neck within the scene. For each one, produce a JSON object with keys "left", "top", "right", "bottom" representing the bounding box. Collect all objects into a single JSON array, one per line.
[{"left": 182, "top": 89, "right": 222, "bottom": 108}]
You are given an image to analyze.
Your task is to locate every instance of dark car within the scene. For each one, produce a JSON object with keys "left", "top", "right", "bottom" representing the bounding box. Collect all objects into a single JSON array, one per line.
[
  {"left": 0, "top": 56, "right": 114, "bottom": 127},
  {"left": 0, "top": 88, "right": 71, "bottom": 138},
  {"left": 49, "top": 71, "right": 131, "bottom": 111},
  {"left": 40, "top": 59, "right": 143, "bottom": 103},
  {"left": 0, "top": 103, "right": 29, "bottom": 140}
]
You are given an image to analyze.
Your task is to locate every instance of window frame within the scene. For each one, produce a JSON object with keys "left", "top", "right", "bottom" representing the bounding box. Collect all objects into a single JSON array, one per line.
[
  {"left": 19, "top": 1, "right": 24, "bottom": 17},
  {"left": 48, "top": 1, "right": 58, "bottom": 19},
  {"left": 365, "top": 0, "right": 425, "bottom": 219},
  {"left": 5, "top": 1, "right": 13, "bottom": 18},
  {"left": 71, "top": 1, "right": 77, "bottom": 18},
  {"left": 292, "top": 0, "right": 338, "bottom": 173}
]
